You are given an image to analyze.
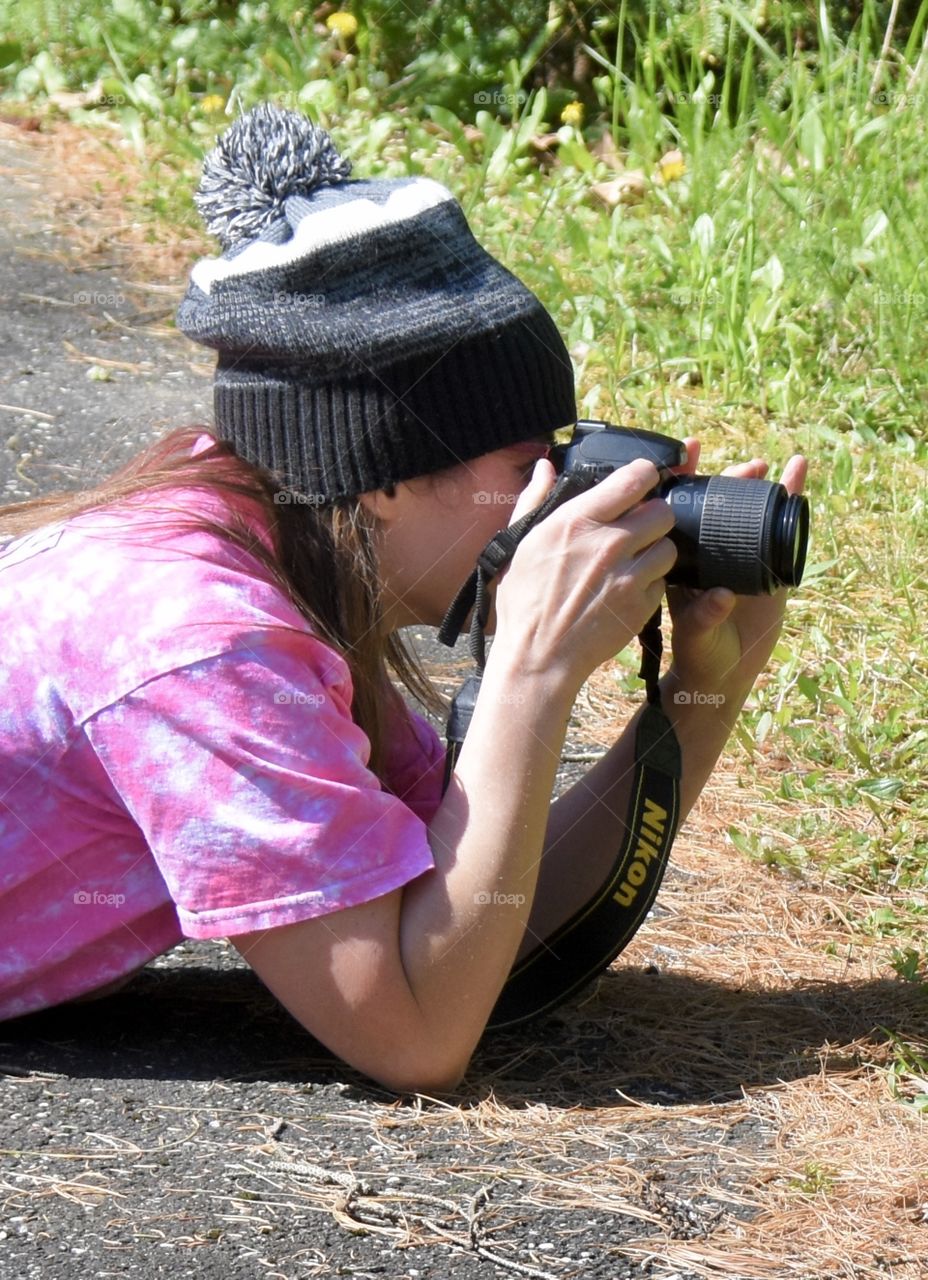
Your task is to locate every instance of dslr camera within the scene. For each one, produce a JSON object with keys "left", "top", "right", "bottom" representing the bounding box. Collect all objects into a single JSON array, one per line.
[{"left": 550, "top": 420, "right": 809, "bottom": 595}]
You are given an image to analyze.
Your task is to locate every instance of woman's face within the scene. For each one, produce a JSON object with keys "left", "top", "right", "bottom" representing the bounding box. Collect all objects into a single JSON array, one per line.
[{"left": 363, "top": 438, "right": 552, "bottom": 631}]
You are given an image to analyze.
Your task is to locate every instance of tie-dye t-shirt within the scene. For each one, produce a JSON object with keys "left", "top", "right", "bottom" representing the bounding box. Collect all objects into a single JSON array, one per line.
[{"left": 0, "top": 440, "right": 443, "bottom": 1020}]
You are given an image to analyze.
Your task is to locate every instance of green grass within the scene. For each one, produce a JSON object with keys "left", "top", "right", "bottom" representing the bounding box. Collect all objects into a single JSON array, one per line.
[{"left": 1, "top": 2, "right": 926, "bottom": 941}]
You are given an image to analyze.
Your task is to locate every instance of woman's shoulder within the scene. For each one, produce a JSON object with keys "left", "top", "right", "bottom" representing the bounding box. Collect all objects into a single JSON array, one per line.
[{"left": 1, "top": 458, "right": 345, "bottom": 725}]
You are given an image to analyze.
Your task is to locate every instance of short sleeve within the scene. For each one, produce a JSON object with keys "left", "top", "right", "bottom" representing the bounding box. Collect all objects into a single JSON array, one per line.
[
  {"left": 380, "top": 705, "right": 446, "bottom": 825},
  {"left": 81, "top": 632, "right": 436, "bottom": 938}
]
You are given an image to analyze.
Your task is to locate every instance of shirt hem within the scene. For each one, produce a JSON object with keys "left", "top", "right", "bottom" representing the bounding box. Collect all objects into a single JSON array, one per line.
[{"left": 176, "top": 850, "right": 436, "bottom": 940}]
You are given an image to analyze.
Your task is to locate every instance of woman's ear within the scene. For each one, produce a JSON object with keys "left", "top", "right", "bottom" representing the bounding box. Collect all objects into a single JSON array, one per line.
[{"left": 357, "top": 483, "right": 401, "bottom": 524}]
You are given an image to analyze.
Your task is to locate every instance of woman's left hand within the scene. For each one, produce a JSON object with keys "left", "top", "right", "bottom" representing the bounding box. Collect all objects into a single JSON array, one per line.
[{"left": 663, "top": 438, "right": 808, "bottom": 700}]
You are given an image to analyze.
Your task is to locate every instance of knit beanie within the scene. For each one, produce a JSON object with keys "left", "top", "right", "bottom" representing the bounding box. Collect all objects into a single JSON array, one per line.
[{"left": 176, "top": 103, "right": 577, "bottom": 502}]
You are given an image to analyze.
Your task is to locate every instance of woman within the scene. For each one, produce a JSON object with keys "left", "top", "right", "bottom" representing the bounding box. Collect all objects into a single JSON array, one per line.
[{"left": 0, "top": 105, "right": 805, "bottom": 1093}]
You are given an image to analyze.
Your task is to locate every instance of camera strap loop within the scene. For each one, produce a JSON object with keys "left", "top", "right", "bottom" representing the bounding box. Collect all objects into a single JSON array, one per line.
[{"left": 638, "top": 605, "right": 665, "bottom": 706}]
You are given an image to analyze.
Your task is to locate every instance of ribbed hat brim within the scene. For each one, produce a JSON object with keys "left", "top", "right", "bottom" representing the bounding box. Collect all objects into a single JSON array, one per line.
[{"left": 214, "top": 304, "right": 576, "bottom": 500}]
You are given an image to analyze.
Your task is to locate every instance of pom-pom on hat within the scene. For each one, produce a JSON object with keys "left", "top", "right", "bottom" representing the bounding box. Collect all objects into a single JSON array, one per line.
[{"left": 177, "top": 103, "right": 577, "bottom": 502}]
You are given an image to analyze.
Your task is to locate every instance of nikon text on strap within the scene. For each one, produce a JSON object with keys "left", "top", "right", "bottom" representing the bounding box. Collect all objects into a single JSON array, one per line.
[{"left": 437, "top": 489, "right": 682, "bottom": 1029}]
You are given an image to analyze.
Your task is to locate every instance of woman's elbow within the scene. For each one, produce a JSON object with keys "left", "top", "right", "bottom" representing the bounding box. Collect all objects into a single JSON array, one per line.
[{"left": 364, "top": 1045, "right": 471, "bottom": 1097}]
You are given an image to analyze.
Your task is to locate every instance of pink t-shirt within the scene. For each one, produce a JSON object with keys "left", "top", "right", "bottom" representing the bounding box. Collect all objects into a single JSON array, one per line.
[{"left": 0, "top": 441, "right": 443, "bottom": 1020}]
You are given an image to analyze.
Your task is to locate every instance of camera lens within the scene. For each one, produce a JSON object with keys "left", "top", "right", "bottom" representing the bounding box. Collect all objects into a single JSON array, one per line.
[
  {"left": 769, "top": 492, "right": 809, "bottom": 588},
  {"left": 662, "top": 476, "right": 809, "bottom": 595}
]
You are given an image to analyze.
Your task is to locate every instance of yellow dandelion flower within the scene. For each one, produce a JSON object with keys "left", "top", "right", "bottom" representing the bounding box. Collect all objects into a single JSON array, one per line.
[
  {"left": 326, "top": 11, "right": 358, "bottom": 39},
  {"left": 200, "top": 94, "right": 226, "bottom": 115},
  {"left": 560, "top": 101, "right": 584, "bottom": 127},
  {"left": 657, "top": 149, "right": 686, "bottom": 183}
]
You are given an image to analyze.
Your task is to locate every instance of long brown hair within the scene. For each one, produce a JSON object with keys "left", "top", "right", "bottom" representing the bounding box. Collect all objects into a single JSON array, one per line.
[{"left": 0, "top": 426, "right": 442, "bottom": 779}]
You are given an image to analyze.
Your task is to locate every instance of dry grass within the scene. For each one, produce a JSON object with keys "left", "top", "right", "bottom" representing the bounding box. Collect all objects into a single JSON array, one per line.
[
  {"left": 24, "top": 117, "right": 206, "bottom": 282},
  {"left": 1, "top": 117, "right": 210, "bottom": 380},
  {"left": 406, "top": 658, "right": 928, "bottom": 1278}
]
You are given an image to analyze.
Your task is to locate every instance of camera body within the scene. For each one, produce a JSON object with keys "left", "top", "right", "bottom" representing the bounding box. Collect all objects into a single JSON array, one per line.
[{"left": 550, "top": 420, "right": 809, "bottom": 596}]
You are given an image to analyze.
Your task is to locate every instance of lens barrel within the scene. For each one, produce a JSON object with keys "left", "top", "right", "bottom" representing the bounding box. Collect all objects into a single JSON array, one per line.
[{"left": 662, "top": 476, "right": 809, "bottom": 594}]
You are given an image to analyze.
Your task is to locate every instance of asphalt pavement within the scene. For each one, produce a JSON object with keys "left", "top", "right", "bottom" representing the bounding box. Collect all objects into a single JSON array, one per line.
[{"left": 0, "top": 129, "right": 211, "bottom": 501}]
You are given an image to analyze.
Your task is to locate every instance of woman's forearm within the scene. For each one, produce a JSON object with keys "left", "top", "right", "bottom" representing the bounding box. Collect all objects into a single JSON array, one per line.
[
  {"left": 514, "top": 666, "right": 756, "bottom": 959},
  {"left": 399, "top": 644, "right": 577, "bottom": 1072}
]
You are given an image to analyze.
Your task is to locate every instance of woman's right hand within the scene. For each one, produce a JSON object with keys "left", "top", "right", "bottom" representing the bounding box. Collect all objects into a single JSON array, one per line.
[{"left": 492, "top": 457, "right": 677, "bottom": 691}]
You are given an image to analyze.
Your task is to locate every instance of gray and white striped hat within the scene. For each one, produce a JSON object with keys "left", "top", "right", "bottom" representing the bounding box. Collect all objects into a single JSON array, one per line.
[{"left": 177, "top": 103, "right": 576, "bottom": 502}]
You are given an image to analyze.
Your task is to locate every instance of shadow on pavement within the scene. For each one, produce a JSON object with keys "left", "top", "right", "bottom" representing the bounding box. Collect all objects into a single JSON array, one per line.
[{"left": 2, "top": 963, "right": 924, "bottom": 1107}]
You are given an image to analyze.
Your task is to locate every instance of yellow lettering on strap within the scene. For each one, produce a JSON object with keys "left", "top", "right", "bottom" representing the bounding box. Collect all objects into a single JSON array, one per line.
[{"left": 612, "top": 796, "right": 669, "bottom": 909}]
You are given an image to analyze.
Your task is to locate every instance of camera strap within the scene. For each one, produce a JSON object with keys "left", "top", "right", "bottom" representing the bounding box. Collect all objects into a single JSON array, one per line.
[
  {"left": 437, "top": 493, "right": 682, "bottom": 1030},
  {"left": 487, "top": 610, "right": 681, "bottom": 1029}
]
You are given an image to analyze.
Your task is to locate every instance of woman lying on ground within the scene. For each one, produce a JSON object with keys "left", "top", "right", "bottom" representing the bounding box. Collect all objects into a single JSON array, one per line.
[{"left": 0, "top": 105, "right": 806, "bottom": 1094}]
